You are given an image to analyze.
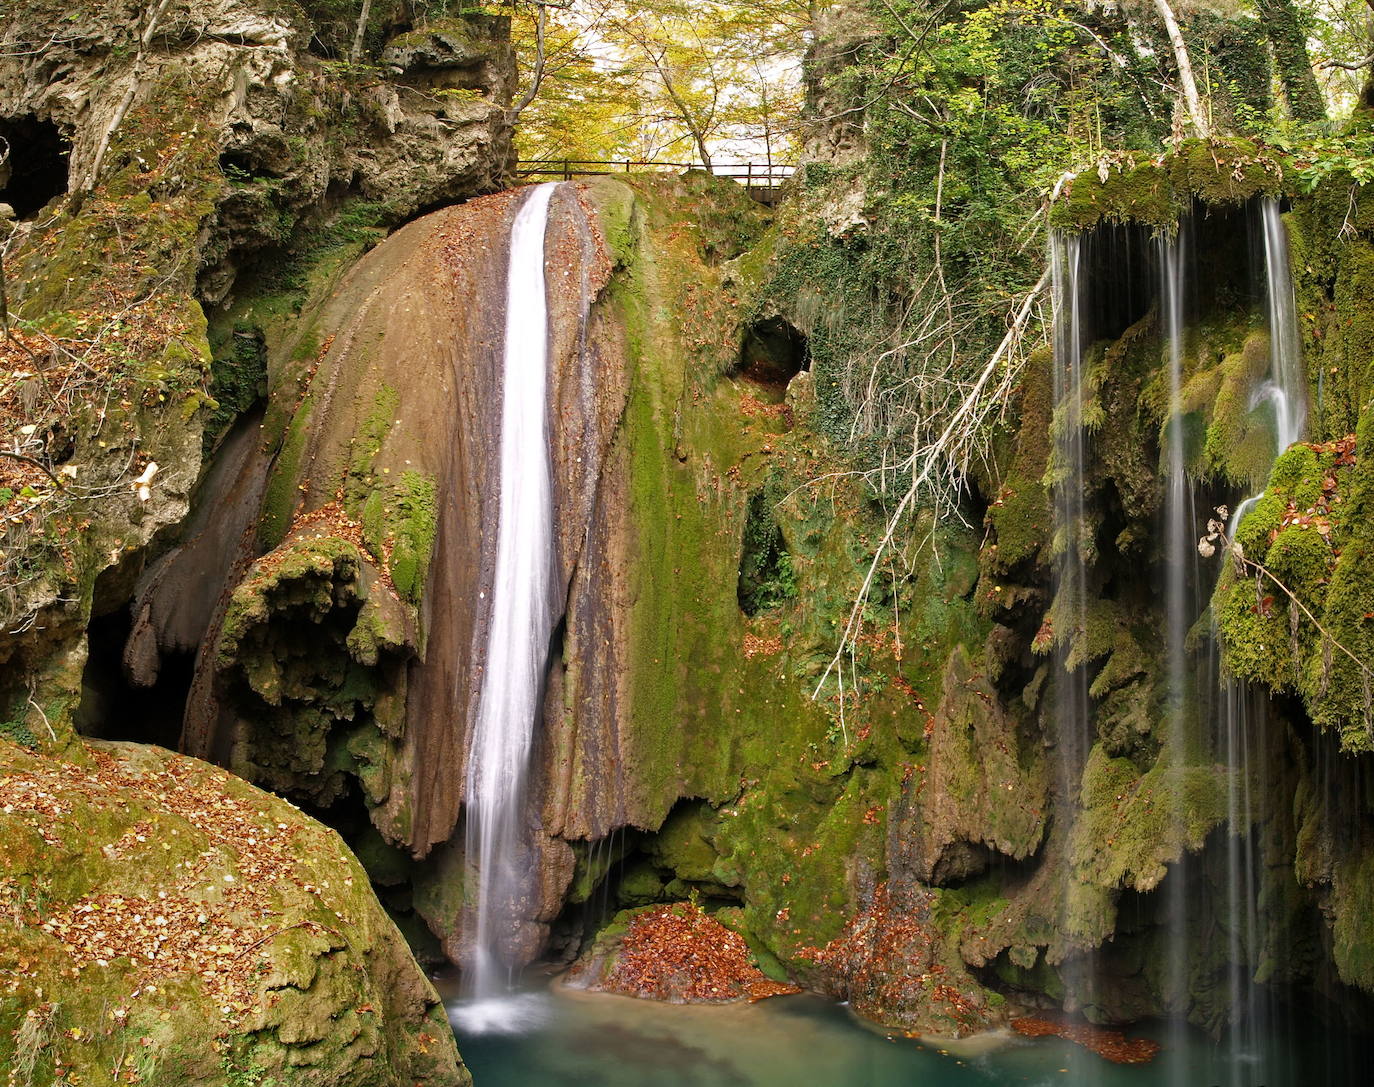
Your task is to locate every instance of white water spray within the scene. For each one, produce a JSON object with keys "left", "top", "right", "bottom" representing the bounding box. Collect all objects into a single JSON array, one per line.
[{"left": 460, "top": 181, "right": 560, "bottom": 1020}]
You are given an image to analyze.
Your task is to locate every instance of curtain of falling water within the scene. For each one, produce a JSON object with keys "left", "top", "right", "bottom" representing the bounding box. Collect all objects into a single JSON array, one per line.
[
  {"left": 1217, "top": 197, "right": 1307, "bottom": 1076},
  {"left": 1159, "top": 227, "right": 1192, "bottom": 1080},
  {"left": 1049, "top": 233, "right": 1095, "bottom": 1027},
  {"left": 1229, "top": 199, "right": 1307, "bottom": 536},
  {"left": 464, "top": 181, "right": 561, "bottom": 1004}
]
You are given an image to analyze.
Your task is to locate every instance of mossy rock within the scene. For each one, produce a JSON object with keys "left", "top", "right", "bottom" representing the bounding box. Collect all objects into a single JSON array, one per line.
[{"left": 0, "top": 737, "right": 467, "bottom": 1086}]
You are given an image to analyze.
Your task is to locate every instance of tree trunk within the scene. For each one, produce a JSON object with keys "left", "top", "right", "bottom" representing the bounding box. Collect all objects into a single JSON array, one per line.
[
  {"left": 350, "top": 0, "right": 374, "bottom": 64},
  {"left": 1153, "top": 0, "right": 1210, "bottom": 136},
  {"left": 1256, "top": 0, "right": 1327, "bottom": 124},
  {"left": 509, "top": 3, "right": 548, "bottom": 122}
]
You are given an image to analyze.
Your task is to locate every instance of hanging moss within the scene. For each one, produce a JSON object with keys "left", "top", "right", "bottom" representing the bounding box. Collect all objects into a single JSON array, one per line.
[{"left": 1052, "top": 138, "right": 1286, "bottom": 231}]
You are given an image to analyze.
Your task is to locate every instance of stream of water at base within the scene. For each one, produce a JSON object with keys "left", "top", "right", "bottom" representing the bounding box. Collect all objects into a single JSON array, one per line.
[{"left": 442, "top": 980, "right": 1363, "bottom": 1087}]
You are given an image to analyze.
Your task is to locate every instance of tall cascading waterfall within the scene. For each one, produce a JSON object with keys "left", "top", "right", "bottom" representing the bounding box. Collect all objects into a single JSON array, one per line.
[
  {"left": 1048, "top": 232, "right": 1096, "bottom": 1029},
  {"left": 1217, "top": 197, "right": 1307, "bottom": 1075},
  {"left": 462, "top": 181, "right": 561, "bottom": 1010},
  {"left": 1228, "top": 198, "right": 1306, "bottom": 536},
  {"left": 1158, "top": 226, "right": 1194, "bottom": 1077}
]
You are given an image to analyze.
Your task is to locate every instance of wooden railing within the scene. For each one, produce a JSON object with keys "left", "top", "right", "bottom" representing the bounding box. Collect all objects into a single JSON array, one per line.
[{"left": 514, "top": 160, "right": 795, "bottom": 203}]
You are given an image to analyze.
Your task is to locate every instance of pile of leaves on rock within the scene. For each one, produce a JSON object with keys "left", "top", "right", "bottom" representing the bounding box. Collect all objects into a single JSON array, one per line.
[
  {"left": 1011, "top": 1015, "right": 1161, "bottom": 1064},
  {"left": 588, "top": 901, "right": 799, "bottom": 1004}
]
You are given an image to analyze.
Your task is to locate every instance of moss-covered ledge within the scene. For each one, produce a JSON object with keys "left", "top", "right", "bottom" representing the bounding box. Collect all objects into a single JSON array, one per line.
[{"left": 1052, "top": 137, "right": 1288, "bottom": 231}]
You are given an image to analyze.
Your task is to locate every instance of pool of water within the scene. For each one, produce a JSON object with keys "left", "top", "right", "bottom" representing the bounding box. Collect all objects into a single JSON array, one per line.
[{"left": 445, "top": 980, "right": 1364, "bottom": 1087}]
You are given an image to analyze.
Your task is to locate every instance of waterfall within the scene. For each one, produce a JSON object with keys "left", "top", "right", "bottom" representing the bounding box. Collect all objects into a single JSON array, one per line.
[
  {"left": 462, "top": 181, "right": 560, "bottom": 1011},
  {"left": 1216, "top": 198, "right": 1307, "bottom": 1073},
  {"left": 1230, "top": 199, "right": 1306, "bottom": 537},
  {"left": 1159, "top": 228, "right": 1193, "bottom": 1075},
  {"left": 1048, "top": 232, "right": 1095, "bottom": 1024},
  {"left": 1261, "top": 199, "right": 1306, "bottom": 451}
]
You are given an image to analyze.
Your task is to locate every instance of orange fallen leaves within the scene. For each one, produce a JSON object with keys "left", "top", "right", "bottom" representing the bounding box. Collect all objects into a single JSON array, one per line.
[
  {"left": 1011, "top": 1015, "right": 1161, "bottom": 1065},
  {"left": 598, "top": 901, "right": 799, "bottom": 1004},
  {"left": 1, "top": 746, "right": 345, "bottom": 1028}
]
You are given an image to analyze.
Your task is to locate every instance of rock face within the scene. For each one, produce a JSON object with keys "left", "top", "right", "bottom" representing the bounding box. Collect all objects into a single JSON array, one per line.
[
  {"left": 0, "top": 736, "right": 468, "bottom": 1085},
  {"left": 1, "top": 1, "right": 513, "bottom": 302},
  {"left": 0, "top": 1, "right": 514, "bottom": 1079},
  {"left": 0, "top": 0, "right": 514, "bottom": 668}
]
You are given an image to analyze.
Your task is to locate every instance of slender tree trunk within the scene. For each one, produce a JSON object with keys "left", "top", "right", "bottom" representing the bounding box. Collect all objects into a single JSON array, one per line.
[
  {"left": 350, "top": 0, "right": 374, "bottom": 65},
  {"left": 1257, "top": 0, "right": 1326, "bottom": 123},
  {"left": 1153, "top": 0, "right": 1210, "bottom": 136},
  {"left": 509, "top": 3, "right": 548, "bottom": 122}
]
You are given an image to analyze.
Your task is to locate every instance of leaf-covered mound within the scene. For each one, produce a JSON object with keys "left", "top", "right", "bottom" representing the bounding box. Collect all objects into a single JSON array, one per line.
[
  {"left": 0, "top": 737, "right": 466, "bottom": 1087},
  {"left": 570, "top": 901, "right": 799, "bottom": 1004}
]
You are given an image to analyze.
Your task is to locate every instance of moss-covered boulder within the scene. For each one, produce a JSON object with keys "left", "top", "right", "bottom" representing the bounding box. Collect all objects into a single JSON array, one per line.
[{"left": 0, "top": 736, "right": 467, "bottom": 1086}]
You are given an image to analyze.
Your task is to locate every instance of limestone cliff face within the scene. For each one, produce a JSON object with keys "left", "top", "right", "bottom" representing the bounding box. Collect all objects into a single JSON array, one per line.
[
  {"left": 169, "top": 174, "right": 746, "bottom": 961},
  {"left": 1, "top": 0, "right": 513, "bottom": 302},
  {"left": 0, "top": 0, "right": 514, "bottom": 727},
  {"left": 164, "top": 166, "right": 1013, "bottom": 1036}
]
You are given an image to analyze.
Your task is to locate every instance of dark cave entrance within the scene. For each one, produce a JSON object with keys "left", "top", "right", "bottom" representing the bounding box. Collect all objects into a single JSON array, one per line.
[
  {"left": 1074, "top": 199, "right": 1272, "bottom": 346},
  {"left": 547, "top": 800, "right": 746, "bottom": 966},
  {"left": 736, "top": 315, "right": 809, "bottom": 401},
  {"left": 1074, "top": 220, "right": 1157, "bottom": 342},
  {"left": 0, "top": 115, "right": 71, "bottom": 219},
  {"left": 74, "top": 605, "right": 195, "bottom": 750}
]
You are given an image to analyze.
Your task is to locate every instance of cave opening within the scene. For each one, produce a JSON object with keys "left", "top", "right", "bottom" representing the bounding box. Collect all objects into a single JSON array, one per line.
[
  {"left": 548, "top": 810, "right": 747, "bottom": 967},
  {"left": 218, "top": 148, "right": 285, "bottom": 184},
  {"left": 1075, "top": 200, "right": 1274, "bottom": 349},
  {"left": 736, "top": 315, "right": 809, "bottom": 401},
  {"left": 74, "top": 605, "right": 194, "bottom": 750},
  {"left": 1074, "top": 220, "right": 1157, "bottom": 343},
  {"left": 0, "top": 115, "right": 71, "bottom": 219},
  {"left": 737, "top": 490, "right": 793, "bottom": 616}
]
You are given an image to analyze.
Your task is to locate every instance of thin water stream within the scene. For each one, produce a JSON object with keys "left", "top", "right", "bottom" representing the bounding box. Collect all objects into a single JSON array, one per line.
[{"left": 1159, "top": 225, "right": 1193, "bottom": 1082}]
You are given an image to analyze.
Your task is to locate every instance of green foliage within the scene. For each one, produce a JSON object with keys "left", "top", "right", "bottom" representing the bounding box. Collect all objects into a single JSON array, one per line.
[
  {"left": 738, "top": 490, "right": 796, "bottom": 613},
  {"left": 0, "top": 717, "right": 38, "bottom": 748},
  {"left": 1284, "top": 132, "right": 1374, "bottom": 190},
  {"left": 204, "top": 324, "right": 268, "bottom": 447},
  {"left": 219, "top": 1051, "right": 274, "bottom": 1087}
]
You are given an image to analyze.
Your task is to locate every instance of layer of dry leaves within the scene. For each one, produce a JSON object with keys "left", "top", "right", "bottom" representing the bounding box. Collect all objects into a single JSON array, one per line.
[
  {"left": 1011, "top": 1015, "right": 1162, "bottom": 1064},
  {"left": 1270, "top": 433, "right": 1356, "bottom": 544},
  {"left": 0, "top": 746, "right": 349, "bottom": 1029},
  {"left": 743, "top": 631, "right": 782, "bottom": 658},
  {"left": 599, "top": 901, "right": 799, "bottom": 1003}
]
